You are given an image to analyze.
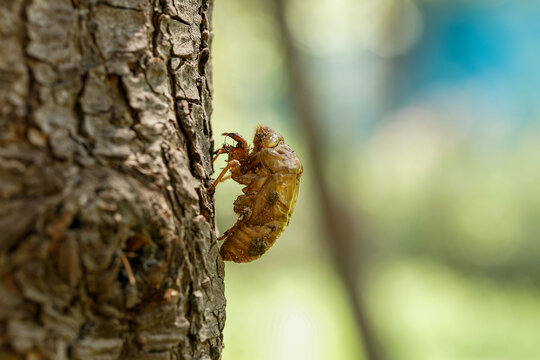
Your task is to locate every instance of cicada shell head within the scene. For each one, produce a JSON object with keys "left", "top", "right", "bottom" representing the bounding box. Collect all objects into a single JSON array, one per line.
[{"left": 253, "top": 125, "right": 284, "bottom": 152}]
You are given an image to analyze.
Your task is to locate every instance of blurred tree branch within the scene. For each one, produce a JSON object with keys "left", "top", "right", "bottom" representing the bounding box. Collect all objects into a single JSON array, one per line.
[{"left": 272, "top": 1, "right": 385, "bottom": 359}]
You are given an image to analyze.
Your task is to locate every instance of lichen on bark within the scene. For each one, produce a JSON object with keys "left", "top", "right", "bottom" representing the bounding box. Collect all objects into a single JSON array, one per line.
[{"left": 0, "top": 0, "right": 224, "bottom": 359}]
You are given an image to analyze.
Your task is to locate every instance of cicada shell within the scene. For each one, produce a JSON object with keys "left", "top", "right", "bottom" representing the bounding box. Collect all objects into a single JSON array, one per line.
[{"left": 209, "top": 126, "right": 303, "bottom": 263}]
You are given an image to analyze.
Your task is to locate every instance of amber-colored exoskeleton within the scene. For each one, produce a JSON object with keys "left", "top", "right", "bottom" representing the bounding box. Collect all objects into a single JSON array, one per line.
[{"left": 209, "top": 126, "right": 303, "bottom": 263}]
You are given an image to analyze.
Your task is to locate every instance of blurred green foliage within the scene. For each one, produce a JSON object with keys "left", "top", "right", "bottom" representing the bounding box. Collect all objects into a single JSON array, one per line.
[{"left": 211, "top": 0, "right": 540, "bottom": 359}]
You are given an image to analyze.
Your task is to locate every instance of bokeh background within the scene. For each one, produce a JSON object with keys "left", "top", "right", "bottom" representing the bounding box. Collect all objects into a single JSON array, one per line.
[{"left": 210, "top": 0, "right": 540, "bottom": 359}]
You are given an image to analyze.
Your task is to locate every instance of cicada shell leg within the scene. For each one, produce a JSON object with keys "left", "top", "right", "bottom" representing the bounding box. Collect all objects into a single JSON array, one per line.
[
  {"left": 208, "top": 159, "right": 241, "bottom": 193},
  {"left": 211, "top": 147, "right": 228, "bottom": 165},
  {"left": 219, "top": 174, "right": 232, "bottom": 182},
  {"left": 223, "top": 132, "right": 249, "bottom": 152}
]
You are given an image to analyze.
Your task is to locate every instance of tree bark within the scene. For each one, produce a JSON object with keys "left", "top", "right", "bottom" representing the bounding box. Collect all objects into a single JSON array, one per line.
[{"left": 0, "top": 0, "right": 225, "bottom": 359}]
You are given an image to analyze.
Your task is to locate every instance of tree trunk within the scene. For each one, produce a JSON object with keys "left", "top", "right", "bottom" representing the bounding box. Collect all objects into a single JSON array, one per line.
[{"left": 0, "top": 0, "right": 225, "bottom": 359}]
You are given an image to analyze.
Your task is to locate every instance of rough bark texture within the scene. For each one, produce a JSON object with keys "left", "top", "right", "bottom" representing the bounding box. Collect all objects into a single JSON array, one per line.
[{"left": 0, "top": 0, "right": 225, "bottom": 359}]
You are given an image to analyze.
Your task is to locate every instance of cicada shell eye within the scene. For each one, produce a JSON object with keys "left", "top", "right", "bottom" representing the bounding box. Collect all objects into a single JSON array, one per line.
[{"left": 263, "top": 133, "right": 283, "bottom": 148}]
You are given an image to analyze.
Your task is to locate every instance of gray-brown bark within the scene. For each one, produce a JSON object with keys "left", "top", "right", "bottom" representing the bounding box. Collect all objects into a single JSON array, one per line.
[{"left": 0, "top": 0, "right": 225, "bottom": 359}]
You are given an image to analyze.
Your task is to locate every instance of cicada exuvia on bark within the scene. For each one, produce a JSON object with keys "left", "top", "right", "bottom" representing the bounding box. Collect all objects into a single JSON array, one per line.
[{"left": 209, "top": 126, "right": 302, "bottom": 263}]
